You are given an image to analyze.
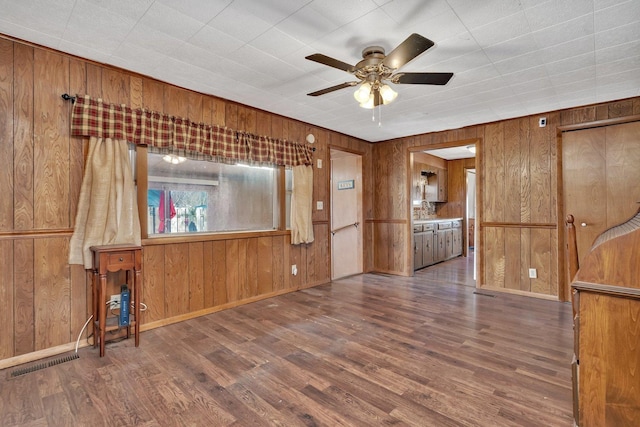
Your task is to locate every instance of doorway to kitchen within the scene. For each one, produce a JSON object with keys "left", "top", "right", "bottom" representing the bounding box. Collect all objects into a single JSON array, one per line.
[{"left": 409, "top": 140, "right": 479, "bottom": 286}]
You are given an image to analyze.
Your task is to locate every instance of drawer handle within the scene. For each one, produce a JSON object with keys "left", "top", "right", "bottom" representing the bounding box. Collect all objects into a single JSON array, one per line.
[{"left": 119, "top": 257, "right": 124, "bottom": 262}]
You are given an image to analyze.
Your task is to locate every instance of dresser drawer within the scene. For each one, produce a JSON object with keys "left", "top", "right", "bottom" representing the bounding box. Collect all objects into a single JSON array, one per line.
[
  {"left": 105, "top": 251, "right": 135, "bottom": 271},
  {"left": 423, "top": 223, "right": 436, "bottom": 231}
]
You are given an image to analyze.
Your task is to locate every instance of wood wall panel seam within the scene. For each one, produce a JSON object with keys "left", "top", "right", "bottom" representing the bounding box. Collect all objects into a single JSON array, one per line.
[{"left": 0, "top": 229, "right": 74, "bottom": 239}]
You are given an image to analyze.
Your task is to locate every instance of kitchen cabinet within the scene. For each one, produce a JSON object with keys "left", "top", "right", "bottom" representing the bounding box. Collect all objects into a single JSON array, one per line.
[
  {"left": 435, "top": 221, "right": 453, "bottom": 261},
  {"left": 414, "top": 219, "right": 462, "bottom": 270},
  {"left": 445, "top": 229, "right": 453, "bottom": 259},
  {"left": 413, "top": 163, "right": 447, "bottom": 203},
  {"left": 451, "top": 220, "right": 463, "bottom": 257},
  {"left": 436, "top": 228, "right": 448, "bottom": 263},
  {"left": 422, "top": 224, "right": 435, "bottom": 266},
  {"left": 427, "top": 168, "right": 447, "bottom": 203},
  {"left": 414, "top": 223, "right": 436, "bottom": 269},
  {"left": 413, "top": 225, "right": 423, "bottom": 270}
]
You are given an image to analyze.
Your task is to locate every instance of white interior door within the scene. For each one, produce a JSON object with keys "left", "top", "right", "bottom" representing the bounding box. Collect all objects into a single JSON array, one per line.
[{"left": 331, "top": 150, "right": 362, "bottom": 279}]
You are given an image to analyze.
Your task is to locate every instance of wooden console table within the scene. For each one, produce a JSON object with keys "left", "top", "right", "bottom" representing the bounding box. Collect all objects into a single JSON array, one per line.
[{"left": 90, "top": 244, "right": 142, "bottom": 357}]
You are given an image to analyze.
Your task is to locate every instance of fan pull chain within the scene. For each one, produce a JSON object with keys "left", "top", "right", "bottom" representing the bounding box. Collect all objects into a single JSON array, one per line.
[{"left": 368, "top": 106, "right": 383, "bottom": 127}]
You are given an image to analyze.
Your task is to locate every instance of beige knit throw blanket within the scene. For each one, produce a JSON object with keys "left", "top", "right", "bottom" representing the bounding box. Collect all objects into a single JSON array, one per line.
[{"left": 69, "top": 137, "right": 141, "bottom": 269}]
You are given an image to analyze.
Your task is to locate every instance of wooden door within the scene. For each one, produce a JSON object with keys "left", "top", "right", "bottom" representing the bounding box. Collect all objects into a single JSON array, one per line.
[
  {"left": 563, "top": 121, "right": 640, "bottom": 266},
  {"left": 331, "top": 151, "right": 363, "bottom": 279}
]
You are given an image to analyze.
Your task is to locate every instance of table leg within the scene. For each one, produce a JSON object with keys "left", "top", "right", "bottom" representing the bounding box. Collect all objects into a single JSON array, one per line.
[
  {"left": 92, "top": 270, "right": 98, "bottom": 348},
  {"left": 99, "top": 273, "right": 107, "bottom": 357},
  {"left": 134, "top": 268, "right": 141, "bottom": 347}
]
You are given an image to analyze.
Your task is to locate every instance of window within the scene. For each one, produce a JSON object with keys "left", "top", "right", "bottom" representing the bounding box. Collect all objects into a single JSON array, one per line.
[
  {"left": 148, "top": 189, "right": 208, "bottom": 233},
  {"left": 146, "top": 151, "right": 281, "bottom": 235}
]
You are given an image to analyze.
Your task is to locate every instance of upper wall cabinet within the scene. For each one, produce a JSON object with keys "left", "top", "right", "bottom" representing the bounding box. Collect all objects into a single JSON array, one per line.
[
  {"left": 413, "top": 163, "right": 448, "bottom": 203},
  {"left": 427, "top": 168, "right": 447, "bottom": 202}
]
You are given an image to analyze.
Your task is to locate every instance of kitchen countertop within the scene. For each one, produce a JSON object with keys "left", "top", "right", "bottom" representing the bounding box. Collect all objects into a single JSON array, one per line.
[{"left": 414, "top": 218, "right": 462, "bottom": 224}]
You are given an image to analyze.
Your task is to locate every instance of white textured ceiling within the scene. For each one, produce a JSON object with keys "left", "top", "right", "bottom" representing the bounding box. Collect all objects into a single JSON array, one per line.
[{"left": 1, "top": 0, "right": 639, "bottom": 142}]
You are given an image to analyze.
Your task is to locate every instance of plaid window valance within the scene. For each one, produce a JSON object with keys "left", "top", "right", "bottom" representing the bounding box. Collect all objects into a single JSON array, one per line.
[{"left": 70, "top": 94, "right": 313, "bottom": 167}]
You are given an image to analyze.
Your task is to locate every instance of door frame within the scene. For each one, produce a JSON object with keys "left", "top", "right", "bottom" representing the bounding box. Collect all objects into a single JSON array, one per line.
[
  {"left": 465, "top": 168, "right": 477, "bottom": 282},
  {"left": 408, "top": 138, "right": 482, "bottom": 281},
  {"left": 329, "top": 146, "right": 364, "bottom": 280},
  {"left": 465, "top": 168, "right": 476, "bottom": 256},
  {"left": 556, "top": 114, "right": 640, "bottom": 301}
]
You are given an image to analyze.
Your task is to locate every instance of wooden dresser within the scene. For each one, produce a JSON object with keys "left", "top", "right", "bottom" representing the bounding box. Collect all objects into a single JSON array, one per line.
[{"left": 569, "top": 211, "right": 640, "bottom": 426}]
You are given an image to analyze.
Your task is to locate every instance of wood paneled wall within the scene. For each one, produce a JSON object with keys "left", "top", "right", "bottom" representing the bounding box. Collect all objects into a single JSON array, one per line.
[
  {"left": 0, "top": 36, "right": 371, "bottom": 367},
  {"left": 375, "top": 98, "right": 640, "bottom": 299},
  {"left": 2, "top": 32, "right": 639, "bottom": 366},
  {"left": 371, "top": 141, "right": 408, "bottom": 274}
]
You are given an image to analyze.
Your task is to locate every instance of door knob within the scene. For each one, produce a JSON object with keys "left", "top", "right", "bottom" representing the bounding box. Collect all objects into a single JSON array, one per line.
[{"left": 581, "top": 222, "right": 587, "bottom": 227}]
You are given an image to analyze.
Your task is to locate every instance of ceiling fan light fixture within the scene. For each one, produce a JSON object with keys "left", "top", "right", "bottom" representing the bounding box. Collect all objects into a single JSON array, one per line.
[
  {"left": 163, "top": 154, "right": 187, "bottom": 164},
  {"left": 379, "top": 84, "right": 398, "bottom": 104},
  {"left": 353, "top": 82, "right": 372, "bottom": 103},
  {"left": 306, "top": 33, "right": 453, "bottom": 114},
  {"left": 359, "top": 93, "right": 375, "bottom": 109}
]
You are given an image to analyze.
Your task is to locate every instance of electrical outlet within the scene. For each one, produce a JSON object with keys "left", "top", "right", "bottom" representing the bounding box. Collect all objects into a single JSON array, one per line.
[
  {"left": 291, "top": 264, "right": 298, "bottom": 276},
  {"left": 109, "top": 294, "right": 121, "bottom": 309},
  {"left": 528, "top": 268, "right": 537, "bottom": 279}
]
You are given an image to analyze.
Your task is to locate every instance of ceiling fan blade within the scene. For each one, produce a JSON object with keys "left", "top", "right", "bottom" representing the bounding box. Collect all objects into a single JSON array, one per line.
[
  {"left": 307, "top": 82, "right": 358, "bottom": 97},
  {"left": 382, "top": 33, "right": 435, "bottom": 70},
  {"left": 393, "top": 72, "right": 453, "bottom": 85},
  {"left": 305, "top": 54, "right": 355, "bottom": 73}
]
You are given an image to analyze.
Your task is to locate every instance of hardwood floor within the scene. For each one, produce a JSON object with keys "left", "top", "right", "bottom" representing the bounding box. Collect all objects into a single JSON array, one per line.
[
  {"left": 0, "top": 255, "right": 574, "bottom": 426},
  {"left": 415, "top": 249, "right": 477, "bottom": 288}
]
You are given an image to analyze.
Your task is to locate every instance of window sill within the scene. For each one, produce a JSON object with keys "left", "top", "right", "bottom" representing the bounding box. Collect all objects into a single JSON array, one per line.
[{"left": 142, "top": 229, "right": 291, "bottom": 246}]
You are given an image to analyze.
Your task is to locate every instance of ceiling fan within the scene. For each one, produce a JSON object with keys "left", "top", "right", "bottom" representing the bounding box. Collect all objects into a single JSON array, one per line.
[{"left": 306, "top": 33, "right": 453, "bottom": 108}]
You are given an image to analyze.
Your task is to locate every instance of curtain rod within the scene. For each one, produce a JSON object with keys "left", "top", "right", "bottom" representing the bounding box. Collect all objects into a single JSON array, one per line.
[{"left": 61, "top": 93, "right": 76, "bottom": 103}]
